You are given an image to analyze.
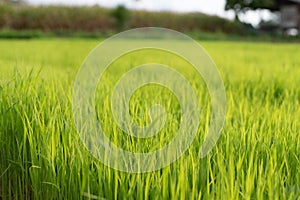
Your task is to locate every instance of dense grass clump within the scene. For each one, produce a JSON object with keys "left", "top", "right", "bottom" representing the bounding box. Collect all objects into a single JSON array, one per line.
[{"left": 0, "top": 39, "right": 299, "bottom": 199}]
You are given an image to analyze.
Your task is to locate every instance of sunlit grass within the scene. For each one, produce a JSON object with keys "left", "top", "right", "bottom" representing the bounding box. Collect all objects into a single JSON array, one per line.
[{"left": 0, "top": 39, "right": 299, "bottom": 199}]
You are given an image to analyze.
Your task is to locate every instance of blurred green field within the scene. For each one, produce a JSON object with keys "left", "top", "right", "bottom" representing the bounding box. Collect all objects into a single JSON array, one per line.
[{"left": 0, "top": 39, "right": 299, "bottom": 199}]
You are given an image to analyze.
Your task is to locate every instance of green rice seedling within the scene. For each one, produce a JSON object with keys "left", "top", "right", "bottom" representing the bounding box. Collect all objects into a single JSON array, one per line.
[{"left": 0, "top": 39, "right": 299, "bottom": 199}]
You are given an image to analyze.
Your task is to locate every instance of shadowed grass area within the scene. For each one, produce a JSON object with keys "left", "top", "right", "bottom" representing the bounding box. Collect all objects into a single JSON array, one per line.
[{"left": 0, "top": 39, "right": 299, "bottom": 199}]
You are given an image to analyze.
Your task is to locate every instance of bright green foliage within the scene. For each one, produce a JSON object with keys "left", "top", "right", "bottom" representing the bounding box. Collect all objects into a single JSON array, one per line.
[{"left": 0, "top": 39, "right": 299, "bottom": 199}]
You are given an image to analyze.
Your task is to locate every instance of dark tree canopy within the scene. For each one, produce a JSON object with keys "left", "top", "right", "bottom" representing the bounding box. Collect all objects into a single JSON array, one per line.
[
  {"left": 225, "top": 0, "right": 281, "bottom": 12},
  {"left": 225, "top": 0, "right": 278, "bottom": 10},
  {"left": 225, "top": 0, "right": 283, "bottom": 21}
]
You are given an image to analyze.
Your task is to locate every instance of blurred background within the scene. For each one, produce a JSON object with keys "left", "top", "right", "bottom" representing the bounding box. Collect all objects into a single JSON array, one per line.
[{"left": 0, "top": 0, "right": 299, "bottom": 40}]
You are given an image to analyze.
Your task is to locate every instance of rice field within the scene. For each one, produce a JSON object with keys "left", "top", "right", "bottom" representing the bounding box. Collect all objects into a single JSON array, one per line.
[{"left": 0, "top": 38, "right": 299, "bottom": 199}]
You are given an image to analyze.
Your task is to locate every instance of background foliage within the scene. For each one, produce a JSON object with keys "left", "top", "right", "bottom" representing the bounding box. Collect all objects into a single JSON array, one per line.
[{"left": 0, "top": 4, "right": 245, "bottom": 35}]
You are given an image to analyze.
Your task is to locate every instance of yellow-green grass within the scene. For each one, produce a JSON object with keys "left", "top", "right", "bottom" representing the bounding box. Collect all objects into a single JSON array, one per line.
[{"left": 0, "top": 39, "right": 299, "bottom": 199}]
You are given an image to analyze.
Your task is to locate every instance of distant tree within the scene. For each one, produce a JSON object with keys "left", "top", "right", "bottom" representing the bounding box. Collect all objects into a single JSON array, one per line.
[
  {"left": 225, "top": 0, "right": 279, "bottom": 21},
  {"left": 111, "top": 5, "right": 130, "bottom": 30}
]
